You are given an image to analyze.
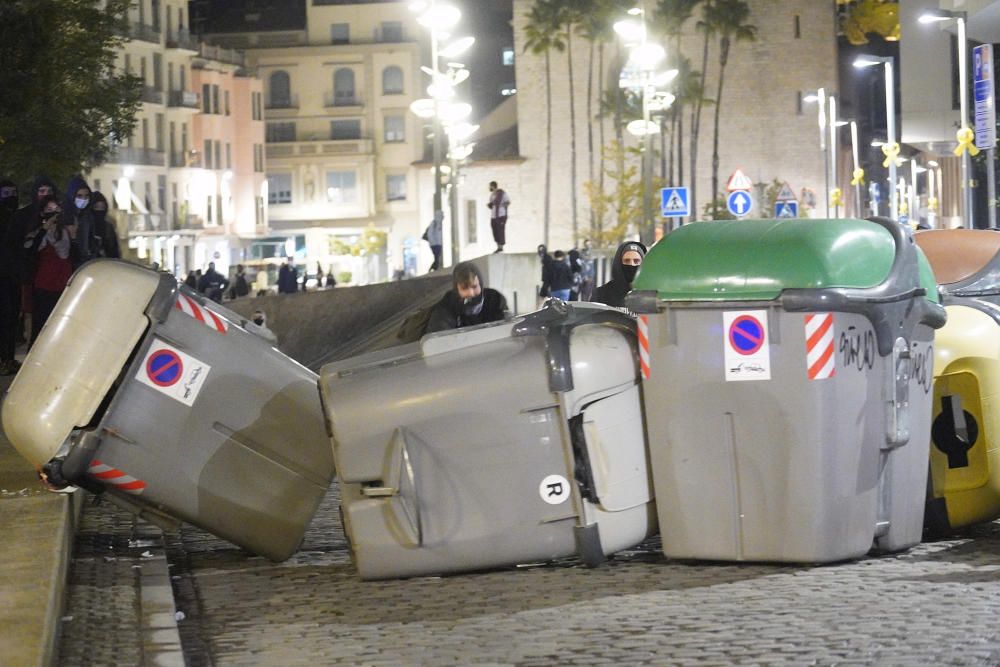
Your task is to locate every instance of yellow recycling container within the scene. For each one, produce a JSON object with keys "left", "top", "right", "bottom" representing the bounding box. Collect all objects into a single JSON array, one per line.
[{"left": 917, "top": 229, "right": 1000, "bottom": 535}]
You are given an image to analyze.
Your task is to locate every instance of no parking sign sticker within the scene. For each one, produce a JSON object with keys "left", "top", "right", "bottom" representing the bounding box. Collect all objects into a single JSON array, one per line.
[
  {"left": 135, "top": 338, "right": 212, "bottom": 406},
  {"left": 723, "top": 310, "right": 771, "bottom": 382}
]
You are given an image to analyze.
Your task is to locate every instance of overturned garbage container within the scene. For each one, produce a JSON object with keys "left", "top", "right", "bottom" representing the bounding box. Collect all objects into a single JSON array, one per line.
[
  {"left": 626, "top": 218, "right": 946, "bottom": 563},
  {"left": 2, "top": 260, "right": 332, "bottom": 561},
  {"left": 915, "top": 229, "right": 1000, "bottom": 535},
  {"left": 318, "top": 300, "right": 656, "bottom": 580}
]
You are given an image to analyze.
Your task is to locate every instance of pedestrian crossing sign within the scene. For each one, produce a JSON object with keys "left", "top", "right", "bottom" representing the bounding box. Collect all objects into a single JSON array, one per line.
[
  {"left": 775, "top": 200, "right": 798, "bottom": 218},
  {"left": 661, "top": 186, "right": 690, "bottom": 218}
]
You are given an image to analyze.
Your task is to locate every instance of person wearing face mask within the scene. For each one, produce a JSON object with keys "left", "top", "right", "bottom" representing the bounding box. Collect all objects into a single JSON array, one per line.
[
  {"left": 89, "top": 191, "right": 120, "bottom": 259},
  {"left": 246, "top": 309, "right": 278, "bottom": 345},
  {"left": 13, "top": 177, "right": 58, "bottom": 345},
  {"left": 0, "top": 179, "right": 22, "bottom": 374},
  {"left": 591, "top": 241, "right": 647, "bottom": 310},
  {"left": 63, "top": 175, "right": 96, "bottom": 266},
  {"left": 426, "top": 261, "right": 509, "bottom": 333},
  {"left": 23, "top": 199, "right": 77, "bottom": 343}
]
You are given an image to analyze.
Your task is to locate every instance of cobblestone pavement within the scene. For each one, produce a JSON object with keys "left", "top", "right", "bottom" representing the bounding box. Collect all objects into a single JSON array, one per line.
[{"left": 151, "top": 483, "right": 1000, "bottom": 666}]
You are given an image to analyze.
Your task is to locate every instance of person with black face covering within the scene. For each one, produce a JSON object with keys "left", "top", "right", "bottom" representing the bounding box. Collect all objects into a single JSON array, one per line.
[
  {"left": 426, "top": 261, "right": 509, "bottom": 333},
  {"left": 89, "top": 191, "right": 120, "bottom": 259},
  {"left": 591, "top": 241, "right": 647, "bottom": 309},
  {"left": 0, "top": 179, "right": 22, "bottom": 374}
]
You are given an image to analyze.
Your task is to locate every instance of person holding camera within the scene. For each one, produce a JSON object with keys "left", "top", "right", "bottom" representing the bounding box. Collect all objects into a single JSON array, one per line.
[{"left": 23, "top": 198, "right": 76, "bottom": 343}]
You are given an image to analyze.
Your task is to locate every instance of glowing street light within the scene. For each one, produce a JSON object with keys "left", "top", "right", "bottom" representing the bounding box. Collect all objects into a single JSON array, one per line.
[{"left": 854, "top": 55, "right": 899, "bottom": 220}]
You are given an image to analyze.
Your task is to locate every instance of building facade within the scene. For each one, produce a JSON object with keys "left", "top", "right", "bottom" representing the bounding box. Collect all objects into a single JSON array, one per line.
[
  {"left": 88, "top": 0, "right": 267, "bottom": 277},
  {"left": 195, "top": 0, "right": 428, "bottom": 283}
]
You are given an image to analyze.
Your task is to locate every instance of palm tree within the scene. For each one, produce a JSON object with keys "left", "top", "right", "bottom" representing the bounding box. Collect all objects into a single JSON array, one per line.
[
  {"left": 704, "top": 0, "right": 756, "bottom": 218},
  {"left": 523, "top": 0, "right": 567, "bottom": 247},
  {"left": 577, "top": 0, "right": 617, "bottom": 237},
  {"left": 654, "top": 0, "right": 701, "bottom": 195}
]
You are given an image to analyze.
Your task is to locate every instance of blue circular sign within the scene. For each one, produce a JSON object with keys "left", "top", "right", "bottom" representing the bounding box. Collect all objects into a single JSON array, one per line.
[
  {"left": 146, "top": 349, "right": 183, "bottom": 387},
  {"left": 729, "top": 315, "right": 765, "bottom": 355},
  {"left": 727, "top": 190, "right": 752, "bottom": 217}
]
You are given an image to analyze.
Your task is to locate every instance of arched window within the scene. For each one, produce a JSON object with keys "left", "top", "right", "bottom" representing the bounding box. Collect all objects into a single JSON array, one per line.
[
  {"left": 382, "top": 66, "right": 403, "bottom": 95},
  {"left": 268, "top": 71, "right": 290, "bottom": 108},
  {"left": 334, "top": 68, "right": 356, "bottom": 105}
]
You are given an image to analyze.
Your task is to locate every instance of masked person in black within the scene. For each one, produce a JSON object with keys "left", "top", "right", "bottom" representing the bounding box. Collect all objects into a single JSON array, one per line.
[
  {"left": 89, "top": 191, "right": 120, "bottom": 259},
  {"left": 591, "top": 240, "right": 647, "bottom": 309},
  {"left": 64, "top": 175, "right": 95, "bottom": 266},
  {"left": 0, "top": 179, "right": 22, "bottom": 374},
  {"left": 426, "top": 261, "right": 509, "bottom": 333}
]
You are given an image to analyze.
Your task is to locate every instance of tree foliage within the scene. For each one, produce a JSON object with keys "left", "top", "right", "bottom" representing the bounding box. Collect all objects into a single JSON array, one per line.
[
  {"left": 584, "top": 141, "right": 664, "bottom": 245},
  {"left": 839, "top": 0, "right": 899, "bottom": 46},
  {"left": 0, "top": 0, "right": 141, "bottom": 188}
]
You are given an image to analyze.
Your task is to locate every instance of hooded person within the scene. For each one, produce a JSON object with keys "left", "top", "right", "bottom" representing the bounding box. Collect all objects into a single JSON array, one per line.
[
  {"left": 14, "top": 175, "right": 57, "bottom": 239},
  {"left": 0, "top": 179, "right": 22, "bottom": 374},
  {"left": 89, "top": 191, "right": 121, "bottom": 259},
  {"left": 425, "top": 260, "right": 509, "bottom": 333},
  {"left": 64, "top": 175, "right": 94, "bottom": 265},
  {"left": 591, "top": 240, "right": 647, "bottom": 309}
]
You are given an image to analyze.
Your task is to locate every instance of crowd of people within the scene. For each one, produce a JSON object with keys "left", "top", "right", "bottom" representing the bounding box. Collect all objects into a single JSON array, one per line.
[
  {"left": 0, "top": 175, "right": 123, "bottom": 375},
  {"left": 536, "top": 238, "right": 645, "bottom": 309}
]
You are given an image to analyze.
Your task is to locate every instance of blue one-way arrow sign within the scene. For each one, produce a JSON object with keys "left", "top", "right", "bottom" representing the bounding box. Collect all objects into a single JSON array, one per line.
[{"left": 727, "top": 190, "right": 753, "bottom": 217}]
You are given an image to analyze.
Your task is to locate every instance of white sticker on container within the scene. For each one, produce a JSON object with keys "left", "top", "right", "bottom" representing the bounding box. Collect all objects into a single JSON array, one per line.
[
  {"left": 135, "top": 338, "right": 212, "bottom": 407},
  {"left": 539, "top": 474, "right": 571, "bottom": 505},
  {"left": 723, "top": 310, "right": 771, "bottom": 382}
]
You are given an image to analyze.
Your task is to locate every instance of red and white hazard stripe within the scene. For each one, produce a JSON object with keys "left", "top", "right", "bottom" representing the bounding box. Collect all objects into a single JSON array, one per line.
[
  {"left": 175, "top": 293, "right": 228, "bottom": 334},
  {"left": 805, "top": 313, "right": 835, "bottom": 380},
  {"left": 637, "top": 315, "right": 651, "bottom": 380},
  {"left": 88, "top": 459, "right": 147, "bottom": 495}
]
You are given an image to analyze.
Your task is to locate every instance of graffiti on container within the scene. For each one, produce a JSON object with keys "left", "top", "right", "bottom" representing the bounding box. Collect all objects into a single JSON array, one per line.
[
  {"left": 839, "top": 327, "right": 876, "bottom": 372},
  {"left": 910, "top": 344, "right": 933, "bottom": 395}
]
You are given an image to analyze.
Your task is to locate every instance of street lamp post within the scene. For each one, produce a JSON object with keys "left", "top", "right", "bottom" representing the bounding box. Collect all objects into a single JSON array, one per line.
[
  {"left": 920, "top": 10, "right": 973, "bottom": 228},
  {"left": 850, "top": 121, "right": 863, "bottom": 216},
  {"left": 854, "top": 55, "right": 898, "bottom": 221},
  {"left": 614, "top": 8, "right": 675, "bottom": 244},
  {"left": 802, "top": 88, "right": 829, "bottom": 217},
  {"left": 410, "top": 1, "right": 474, "bottom": 265}
]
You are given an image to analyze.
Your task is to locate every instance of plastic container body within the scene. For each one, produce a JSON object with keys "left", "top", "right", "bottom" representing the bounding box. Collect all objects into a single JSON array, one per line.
[
  {"left": 2, "top": 260, "right": 333, "bottom": 561},
  {"left": 319, "top": 301, "right": 656, "bottom": 580}
]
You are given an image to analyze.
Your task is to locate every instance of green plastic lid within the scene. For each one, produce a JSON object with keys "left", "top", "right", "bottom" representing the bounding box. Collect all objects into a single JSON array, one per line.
[{"left": 633, "top": 218, "right": 939, "bottom": 302}]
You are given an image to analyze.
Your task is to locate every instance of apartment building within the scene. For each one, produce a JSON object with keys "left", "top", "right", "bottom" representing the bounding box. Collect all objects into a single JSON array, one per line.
[
  {"left": 88, "top": 0, "right": 266, "bottom": 276},
  {"left": 193, "top": 0, "right": 426, "bottom": 282}
]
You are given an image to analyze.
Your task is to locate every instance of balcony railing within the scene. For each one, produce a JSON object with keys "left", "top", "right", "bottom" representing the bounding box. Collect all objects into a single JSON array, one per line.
[
  {"left": 198, "top": 43, "right": 245, "bottom": 68},
  {"left": 265, "top": 95, "right": 299, "bottom": 110},
  {"left": 140, "top": 86, "right": 163, "bottom": 104},
  {"left": 324, "top": 94, "right": 362, "bottom": 108},
  {"left": 111, "top": 147, "right": 166, "bottom": 167},
  {"left": 265, "top": 138, "right": 373, "bottom": 159},
  {"left": 126, "top": 212, "right": 167, "bottom": 233},
  {"left": 166, "top": 28, "right": 199, "bottom": 51},
  {"left": 128, "top": 21, "right": 161, "bottom": 44},
  {"left": 167, "top": 89, "right": 199, "bottom": 109}
]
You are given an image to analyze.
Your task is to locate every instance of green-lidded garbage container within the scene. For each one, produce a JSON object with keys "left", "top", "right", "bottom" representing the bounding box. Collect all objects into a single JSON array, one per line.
[
  {"left": 2, "top": 260, "right": 332, "bottom": 561},
  {"left": 625, "top": 218, "right": 946, "bottom": 563}
]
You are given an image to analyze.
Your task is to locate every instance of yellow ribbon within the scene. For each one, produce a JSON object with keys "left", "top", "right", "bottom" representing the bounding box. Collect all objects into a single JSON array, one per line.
[
  {"left": 850, "top": 168, "right": 865, "bottom": 186},
  {"left": 831, "top": 187, "right": 845, "bottom": 208},
  {"left": 928, "top": 196, "right": 938, "bottom": 212},
  {"left": 899, "top": 199, "right": 909, "bottom": 216},
  {"left": 881, "top": 142, "right": 903, "bottom": 168},
  {"left": 955, "top": 126, "right": 980, "bottom": 157}
]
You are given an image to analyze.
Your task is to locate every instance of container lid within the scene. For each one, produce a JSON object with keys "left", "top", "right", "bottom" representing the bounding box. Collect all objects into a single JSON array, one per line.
[
  {"left": 915, "top": 229, "right": 1000, "bottom": 291},
  {"left": 634, "top": 218, "right": 937, "bottom": 302}
]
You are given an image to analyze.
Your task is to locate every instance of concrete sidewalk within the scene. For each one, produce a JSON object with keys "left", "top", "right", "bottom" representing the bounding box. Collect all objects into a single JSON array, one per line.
[{"left": 0, "top": 356, "right": 80, "bottom": 667}]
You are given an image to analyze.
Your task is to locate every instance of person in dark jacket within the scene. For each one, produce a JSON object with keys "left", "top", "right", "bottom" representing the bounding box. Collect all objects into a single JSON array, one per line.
[
  {"left": 278, "top": 257, "right": 299, "bottom": 294},
  {"left": 591, "top": 240, "right": 647, "bottom": 309},
  {"left": 426, "top": 261, "right": 509, "bottom": 333},
  {"left": 547, "top": 250, "right": 574, "bottom": 301},
  {"left": 24, "top": 199, "right": 75, "bottom": 343},
  {"left": 0, "top": 179, "right": 22, "bottom": 374},
  {"left": 537, "top": 244, "right": 552, "bottom": 298},
  {"left": 184, "top": 271, "right": 198, "bottom": 289},
  {"left": 228, "top": 264, "right": 250, "bottom": 299},
  {"left": 197, "top": 262, "right": 229, "bottom": 303},
  {"left": 64, "top": 175, "right": 95, "bottom": 266},
  {"left": 89, "top": 191, "right": 120, "bottom": 259}
]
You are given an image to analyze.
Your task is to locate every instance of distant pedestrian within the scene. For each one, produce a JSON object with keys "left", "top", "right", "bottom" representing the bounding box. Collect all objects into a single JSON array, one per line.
[
  {"left": 578, "top": 239, "right": 595, "bottom": 301},
  {"left": 424, "top": 210, "right": 443, "bottom": 272},
  {"left": 487, "top": 181, "right": 510, "bottom": 253},
  {"left": 315, "top": 262, "right": 325, "bottom": 289},
  {"left": 184, "top": 270, "right": 197, "bottom": 289},
  {"left": 537, "top": 244, "right": 552, "bottom": 299},
  {"left": 592, "top": 241, "right": 647, "bottom": 309},
  {"left": 277, "top": 257, "right": 298, "bottom": 294},
  {"left": 325, "top": 266, "right": 337, "bottom": 288},
  {"left": 548, "top": 250, "right": 574, "bottom": 301},
  {"left": 228, "top": 264, "right": 250, "bottom": 299},
  {"left": 197, "top": 261, "right": 229, "bottom": 303}
]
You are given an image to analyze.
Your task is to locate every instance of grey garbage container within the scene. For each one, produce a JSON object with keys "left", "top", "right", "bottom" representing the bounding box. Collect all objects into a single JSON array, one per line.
[
  {"left": 318, "top": 300, "right": 656, "bottom": 580},
  {"left": 626, "top": 217, "right": 946, "bottom": 563},
  {"left": 3, "top": 260, "right": 332, "bottom": 561}
]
